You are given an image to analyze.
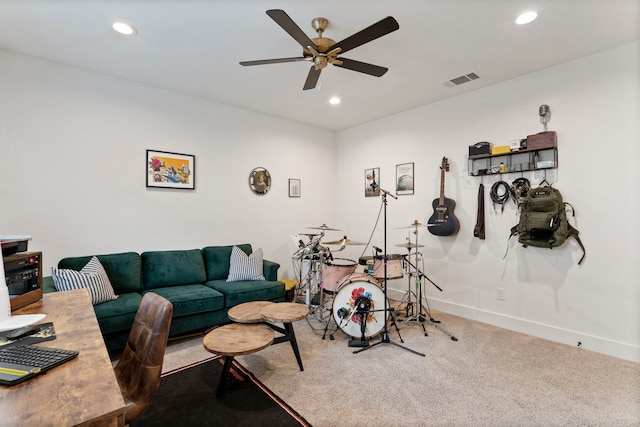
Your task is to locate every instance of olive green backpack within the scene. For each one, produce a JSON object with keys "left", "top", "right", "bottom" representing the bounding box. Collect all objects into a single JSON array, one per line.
[{"left": 509, "top": 183, "right": 585, "bottom": 264}]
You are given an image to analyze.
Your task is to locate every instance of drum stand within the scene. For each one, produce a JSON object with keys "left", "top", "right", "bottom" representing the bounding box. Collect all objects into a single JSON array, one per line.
[
  {"left": 354, "top": 188, "right": 425, "bottom": 357},
  {"left": 293, "top": 234, "right": 331, "bottom": 319}
]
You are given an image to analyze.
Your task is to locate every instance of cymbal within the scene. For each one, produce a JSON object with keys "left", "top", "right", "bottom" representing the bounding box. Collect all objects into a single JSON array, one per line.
[
  {"left": 325, "top": 236, "right": 367, "bottom": 246},
  {"left": 395, "top": 242, "right": 425, "bottom": 249},
  {"left": 397, "top": 220, "right": 428, "bottom": 229},
  {"left": 307, "top": 223, "right": 341, "bottom": 231},
  {"left": 298, "top": 233, "right": 319, "bottom": 238}
]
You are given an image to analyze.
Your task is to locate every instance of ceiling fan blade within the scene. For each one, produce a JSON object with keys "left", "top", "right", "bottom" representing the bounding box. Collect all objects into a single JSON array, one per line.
[
  {"left": 240, "top": 57, "right": 308, "bottom": 66},
  {"left": 331, "top": 16, "right": 399, "bottom": 55},
  {"left": 266, "top": 9, "right": 317, "bottom": 51},
  {"left": 333, "top": 57, "right": 388, "bottom": 77},
  {"left": 303, "top": 66, "right": 322, "bottom": 90}
]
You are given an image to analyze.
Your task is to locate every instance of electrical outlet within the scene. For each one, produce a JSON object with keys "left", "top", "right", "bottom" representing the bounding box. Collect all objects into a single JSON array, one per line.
[{"left": 496, "top": 288, "right": 506, "bottom": 301}]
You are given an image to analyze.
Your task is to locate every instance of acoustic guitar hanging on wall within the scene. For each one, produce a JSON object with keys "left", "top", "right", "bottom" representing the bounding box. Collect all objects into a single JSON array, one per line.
[{"left": 428, "top": 157, "right": 460, "bottom": 236}]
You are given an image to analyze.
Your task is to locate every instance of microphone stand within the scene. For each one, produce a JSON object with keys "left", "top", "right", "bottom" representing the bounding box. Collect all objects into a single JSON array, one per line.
[{"left": 354, "top": 188, "right": 425, "bottom": 357}]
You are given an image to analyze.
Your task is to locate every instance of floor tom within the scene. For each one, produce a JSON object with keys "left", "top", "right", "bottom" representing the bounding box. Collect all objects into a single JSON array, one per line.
[{"left": 321, "top": 258, "right": 357, "bottom": 293}]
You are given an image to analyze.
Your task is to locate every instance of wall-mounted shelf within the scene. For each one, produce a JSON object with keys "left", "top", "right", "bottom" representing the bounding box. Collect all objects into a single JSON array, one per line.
[{"left": 468, "top": 147, "right": 558, "bottom": 176}]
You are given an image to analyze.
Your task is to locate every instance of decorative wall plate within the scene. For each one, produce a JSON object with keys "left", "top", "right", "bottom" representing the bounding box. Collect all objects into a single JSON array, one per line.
[{"left": 249, "top": 167, "right": 271, "bottom": 195}]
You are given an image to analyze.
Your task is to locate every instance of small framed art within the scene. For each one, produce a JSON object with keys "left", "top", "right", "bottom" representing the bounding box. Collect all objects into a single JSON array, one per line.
[
  {"left": 146, "top": 150, "right": 195, "bottom": 190},
  {"left": 396, "top": 162, "right": 414, "bottom": 195},
  {"left": 289, "top": 179, "right": 301, "bottom": 197},
  {"left": 365, "top": 167, "right": 380, "bottom": 197},
  {"left": 249, "top": 167, "right": 271, "bottom": 195}
]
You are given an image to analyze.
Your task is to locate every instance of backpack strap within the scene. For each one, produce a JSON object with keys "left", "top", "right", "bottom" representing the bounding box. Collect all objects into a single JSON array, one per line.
[{"left": 568, "top": 223, "right": 586, "bottom": 265}]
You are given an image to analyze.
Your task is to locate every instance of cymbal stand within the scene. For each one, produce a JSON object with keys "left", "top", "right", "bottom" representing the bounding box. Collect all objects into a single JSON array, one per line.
[
  {"left": 402, "top": 254, "right": 458, "bottom": 341},
  {"left": 354, "top": 188, "right": 425, "bottom": 357}
]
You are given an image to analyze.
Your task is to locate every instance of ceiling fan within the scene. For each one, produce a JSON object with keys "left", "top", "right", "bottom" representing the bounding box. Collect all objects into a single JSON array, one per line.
[{"left": 240, "top": 9, "right": 399, "bottom": 90}]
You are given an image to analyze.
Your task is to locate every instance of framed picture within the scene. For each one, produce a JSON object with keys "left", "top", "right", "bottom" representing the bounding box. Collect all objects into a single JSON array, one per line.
[
  {"left": 249, "top": 167, "right": 271, "bottom": 195},
  {"left": 289, "top": 178, "right": 301, "bottom": 197},
  {"left": 146, "top": 150, "right": 195, "bottom": 190},
  {"left": 365, "top": 167, "right": 380, "bottom": 197},
  {"left": 396, "top": 162, "right": 414, "bottom": 195}
]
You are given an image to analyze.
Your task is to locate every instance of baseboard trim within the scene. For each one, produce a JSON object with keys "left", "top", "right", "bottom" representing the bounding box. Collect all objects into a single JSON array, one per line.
[{"left": 387, "top": 289, "right": 639, "bottom": 363}]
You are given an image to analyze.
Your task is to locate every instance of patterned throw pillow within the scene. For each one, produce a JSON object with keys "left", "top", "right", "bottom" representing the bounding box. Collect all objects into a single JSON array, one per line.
[
  {"left": 226, "top": 246, "right": 266, "bottom": 282},
  {"left": 51, "top": 256, "right": 119, "bottom": 305}
]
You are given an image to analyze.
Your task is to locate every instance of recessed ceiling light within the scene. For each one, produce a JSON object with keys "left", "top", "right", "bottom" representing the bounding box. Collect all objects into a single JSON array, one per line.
[
  {"left": 112, "top": 22, "right": 137, "bottom": 35},
  {"left": 516, "top": 11, "right": 538, "bottom": 25},
  {"left": 329, "top": 96, "right": 341, "bottom": 105}
]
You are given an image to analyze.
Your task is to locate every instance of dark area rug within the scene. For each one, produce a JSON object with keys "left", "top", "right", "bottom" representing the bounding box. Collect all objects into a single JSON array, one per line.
[{"left": 131, "top": 356, "right": 311, "bottom": 427}]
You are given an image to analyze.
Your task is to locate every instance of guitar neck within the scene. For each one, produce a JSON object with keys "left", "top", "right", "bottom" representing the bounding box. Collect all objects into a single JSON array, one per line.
[{"left": 439, "top": 169, "right": 446, "bottom": 205}]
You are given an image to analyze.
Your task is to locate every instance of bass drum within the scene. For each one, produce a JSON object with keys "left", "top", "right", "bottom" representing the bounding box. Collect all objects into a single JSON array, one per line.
[{"left": 332, "top": 274, "right": 388, "bottom": 338}]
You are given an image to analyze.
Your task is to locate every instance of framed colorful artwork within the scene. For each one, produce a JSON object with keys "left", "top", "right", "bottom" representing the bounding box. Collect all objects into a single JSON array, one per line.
[{"left": 146, "top": 150, "right": 195, "bottom": 190}]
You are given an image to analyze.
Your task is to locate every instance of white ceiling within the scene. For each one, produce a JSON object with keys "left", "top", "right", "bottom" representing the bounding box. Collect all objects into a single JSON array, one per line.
[{"left": 0, "top": 1, "right": 638, "bottom": 131}]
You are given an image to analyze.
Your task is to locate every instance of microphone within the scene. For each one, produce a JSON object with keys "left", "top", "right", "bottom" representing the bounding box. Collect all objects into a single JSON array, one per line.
[
  {"left": 539, "top": 104, "right": 550, "bottom": 131},
  {"left": 379, "top": 188, "right": 398, "bottom": 199},
  {"left": 372, "top": 246, "right": 382, "bottom": 253}
]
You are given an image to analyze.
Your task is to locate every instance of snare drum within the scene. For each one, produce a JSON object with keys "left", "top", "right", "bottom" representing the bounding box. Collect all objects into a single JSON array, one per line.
[
  {"left": 321, "top": 258, "right": 357, "bottom": 293},
  {"left": 332, "top": 274, "right": 388, "bottom": 338},
  {"left": 358, "top": 254, "right": 404, "bottom": 280}
]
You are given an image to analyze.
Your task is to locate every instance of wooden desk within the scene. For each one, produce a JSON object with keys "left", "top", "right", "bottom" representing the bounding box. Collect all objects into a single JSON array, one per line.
[{"left": 0, "top": 289, "right": 126, "bottom": 427}]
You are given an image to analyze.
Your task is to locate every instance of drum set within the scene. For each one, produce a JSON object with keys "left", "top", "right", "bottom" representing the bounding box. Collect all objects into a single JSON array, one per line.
[{"left": 291, "top": 221, "right": 455, "bottom": 346}]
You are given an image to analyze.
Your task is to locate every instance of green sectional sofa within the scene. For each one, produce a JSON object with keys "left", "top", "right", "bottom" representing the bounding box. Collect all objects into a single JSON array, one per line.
[{"left": 42, "top": 244, "right": 284, "bottom": 353}]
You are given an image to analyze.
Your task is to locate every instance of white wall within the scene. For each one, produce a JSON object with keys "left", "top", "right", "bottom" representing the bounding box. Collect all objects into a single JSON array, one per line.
[
  {"left": 2, "top": 41, "right": 638, "bottom": 362},
  {"left": 335, "top": 41, "right": 640, "bottom": 362},
  {"left": 0, "top": 50, "right": 337, "bottom": 281}
]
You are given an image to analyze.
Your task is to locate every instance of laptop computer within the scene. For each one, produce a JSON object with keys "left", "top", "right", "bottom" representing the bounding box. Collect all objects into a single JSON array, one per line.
[{"left": 0, "top": 345, "right": 79, "bottom": 386}]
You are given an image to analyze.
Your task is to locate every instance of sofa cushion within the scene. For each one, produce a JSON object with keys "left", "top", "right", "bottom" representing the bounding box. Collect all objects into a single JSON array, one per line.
[
  {"left": 93, "top": 292, "right": 142, "bottom": 334},
  {"left": 142, "top": 285, "right": 224, "bottom": 317},
  {"left": 142, "top": 249, "right": 206, "bottom": 289},
  {"left": 51, "top": 256, "right": 119, "bottom": 305},
  {"left": 202, "top": 244, "right": 252, "bottom": 281},
  {"left": 58, "top": 252, "right": 142, "bottom": 294},
  {"left": 227, "top": 246, "right": 265, "bottom": 282},
  {"left": 205, "top": 279, "right": 284, "bottom": 308}
]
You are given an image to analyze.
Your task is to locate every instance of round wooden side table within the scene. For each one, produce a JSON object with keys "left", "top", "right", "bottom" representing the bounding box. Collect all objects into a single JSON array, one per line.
[{"left": 203, "top": 323, "right": 274, "bottom": 398}]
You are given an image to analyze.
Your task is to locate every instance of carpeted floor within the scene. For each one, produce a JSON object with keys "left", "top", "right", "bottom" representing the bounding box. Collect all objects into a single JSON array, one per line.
[{"left": 161, "top": 305, "right": 640, "bottom": 427}]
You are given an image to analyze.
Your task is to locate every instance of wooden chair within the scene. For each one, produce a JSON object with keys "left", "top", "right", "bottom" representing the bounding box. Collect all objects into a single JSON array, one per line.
[{"left": 114, "top": 292, "right": 173, "bottom": 423}]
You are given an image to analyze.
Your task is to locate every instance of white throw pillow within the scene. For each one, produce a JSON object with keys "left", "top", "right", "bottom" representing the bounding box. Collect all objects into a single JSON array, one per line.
[
  {"left": 226, "top": 246, "right": 266, "bottom": 282},
  {"left": 51, "top": 256, "right": 119, "bottom": 305}
]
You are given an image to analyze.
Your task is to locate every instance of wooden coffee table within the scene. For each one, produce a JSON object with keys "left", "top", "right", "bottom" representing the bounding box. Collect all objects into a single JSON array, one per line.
[
  {"left": 229, "top": 301, "right": 309, "bottom": 371},
  {"left": 203, "top": 323, "right": 274, "bottom": 398}
]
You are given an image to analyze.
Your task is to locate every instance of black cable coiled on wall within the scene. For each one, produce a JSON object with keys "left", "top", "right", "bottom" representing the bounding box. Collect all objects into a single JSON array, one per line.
[{"left": 490, "top": 181, "right": 511, "bottom": 212}]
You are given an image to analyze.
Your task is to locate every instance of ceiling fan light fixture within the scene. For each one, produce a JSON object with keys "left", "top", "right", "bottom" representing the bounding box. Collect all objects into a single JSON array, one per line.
[
  {"left": 516, "top": 11, "right": 538, "bottom": 25},
  {"left": 112, "top": 22, "right": 137, "bottom": 36}
]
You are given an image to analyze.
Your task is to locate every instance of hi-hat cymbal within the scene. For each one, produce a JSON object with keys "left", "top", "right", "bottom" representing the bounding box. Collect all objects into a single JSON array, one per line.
[
  {"left": 325, "top": 235, "right": 367, "bottom": 246},
  {"left": 395, "top": 242, "right": 425, "bottom": 249},
  {"left": 307, "top": 223, "right": 342, "bottom": 231},
  {"left": 397, "top": 220, "right": 428, "bottom": 229}
]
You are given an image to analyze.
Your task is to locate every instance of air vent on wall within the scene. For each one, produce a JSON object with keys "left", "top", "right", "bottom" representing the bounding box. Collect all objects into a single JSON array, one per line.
[{"left": 443, "top": 72, "right": 480, "bottom": 87}]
